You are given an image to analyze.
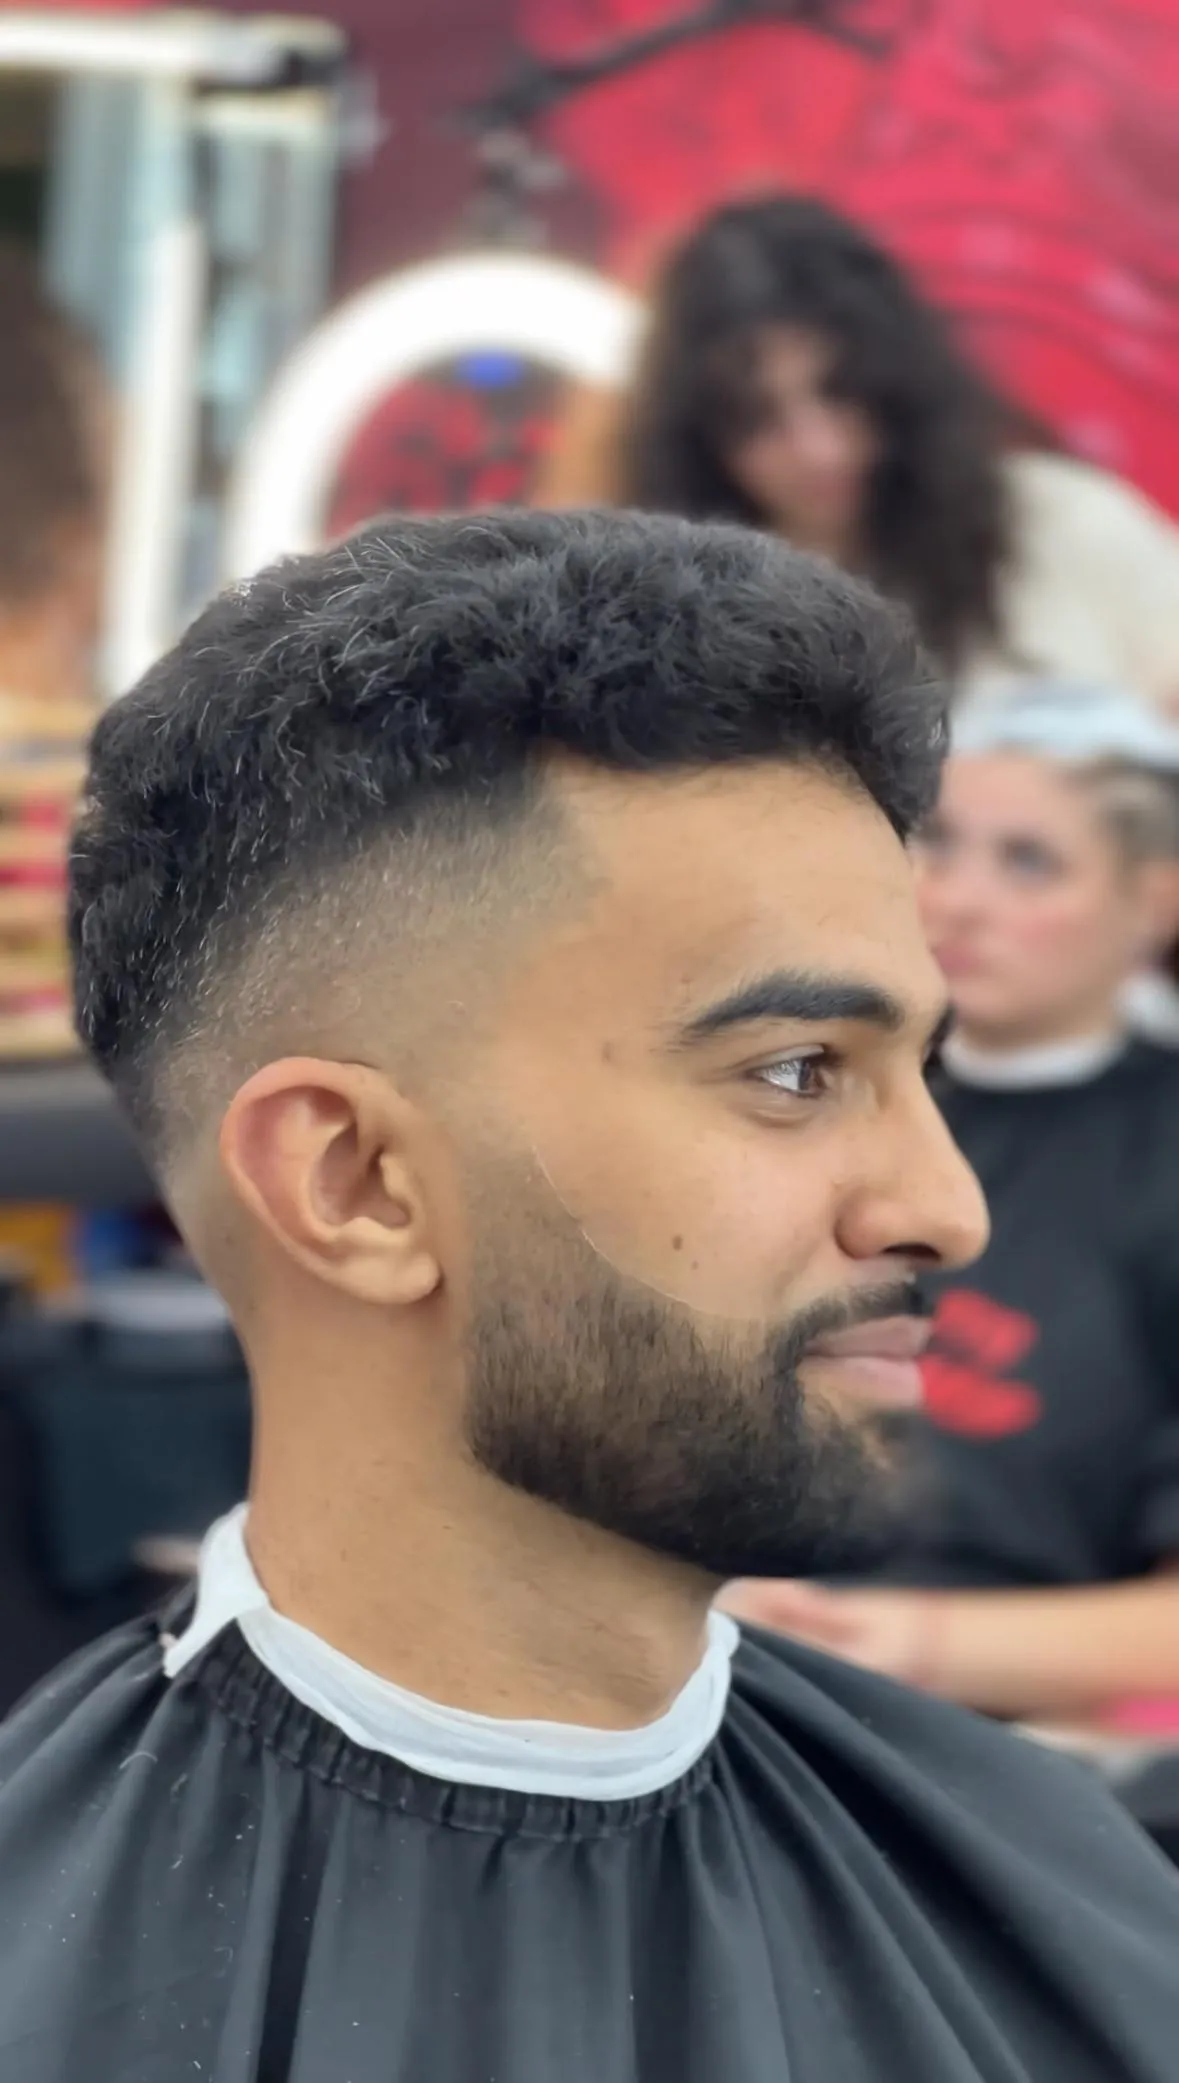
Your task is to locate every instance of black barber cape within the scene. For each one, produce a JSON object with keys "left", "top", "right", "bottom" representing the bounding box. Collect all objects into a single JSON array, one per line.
[
  {"left": 2, "top": 1609, "right": 1179, "bottom": 2082},
  {"left": 890, "top": 1042, "right": 1179, "bottom": 1589}
]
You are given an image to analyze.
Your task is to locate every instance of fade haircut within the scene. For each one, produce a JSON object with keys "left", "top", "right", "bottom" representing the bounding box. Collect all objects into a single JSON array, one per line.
[{"left": 69, "top": 508, "right": 942, "bottom": 1160}]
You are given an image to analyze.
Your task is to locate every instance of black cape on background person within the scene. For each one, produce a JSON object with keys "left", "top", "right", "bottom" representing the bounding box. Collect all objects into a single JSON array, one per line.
[
  {"left": 2, "top": 1613, "right": 1179, "bottom": 2081},
  {"left": 886, "top": 1043, "right": 1179, "bottom": 1591}
]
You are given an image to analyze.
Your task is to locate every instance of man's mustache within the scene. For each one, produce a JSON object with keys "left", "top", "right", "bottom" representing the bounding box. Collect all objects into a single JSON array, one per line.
[{"left": 768, "top": 1279, "right": 927, "bottom": 1368}]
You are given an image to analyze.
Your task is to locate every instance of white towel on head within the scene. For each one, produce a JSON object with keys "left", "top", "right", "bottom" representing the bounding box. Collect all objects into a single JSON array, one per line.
[{"left": 952, "top": 679, "right": 1179, "bottom": 772}]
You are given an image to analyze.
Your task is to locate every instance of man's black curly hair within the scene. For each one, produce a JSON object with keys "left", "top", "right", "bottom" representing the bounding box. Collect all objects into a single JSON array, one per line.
[{"left": 70, "top": 507, "right": 942, "bottom": 1147}]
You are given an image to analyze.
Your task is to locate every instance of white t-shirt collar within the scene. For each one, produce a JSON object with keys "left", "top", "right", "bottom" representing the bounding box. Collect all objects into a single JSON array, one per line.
[
  {"left": 941, "top": 1029, "right": 1127, "bottom": 1090},
  {"left": 164, "top": 1506, "right": 738, "bottom": 1801}
]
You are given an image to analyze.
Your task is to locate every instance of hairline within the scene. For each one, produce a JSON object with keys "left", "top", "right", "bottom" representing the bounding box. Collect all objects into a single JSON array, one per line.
[
  {"left": 125, "top": 746, "right": 876, "bottom": 1175},
  {"left": 134, "top": 767, "right": 601, "bottom": 1177}
]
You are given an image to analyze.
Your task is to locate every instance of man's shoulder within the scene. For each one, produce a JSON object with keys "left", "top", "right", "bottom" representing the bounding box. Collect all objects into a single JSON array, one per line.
[
  {"left": 0, "top": 1618, "right": 222, "bottom": 2076},
  {"left": 731, "top": 1618, "right": 1087, "bottom": 1802},
  {"left": 730, "top": 1623, "right": 1179, "bottom": 1913},
  {"left": 0, "top": 1615, "right": 169, "bottom": 1822}
]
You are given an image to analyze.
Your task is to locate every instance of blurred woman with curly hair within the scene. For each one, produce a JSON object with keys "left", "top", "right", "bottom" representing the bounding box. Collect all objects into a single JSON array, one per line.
[{"left": 541, "top": 195, "right": 1179, "bottom": 706}]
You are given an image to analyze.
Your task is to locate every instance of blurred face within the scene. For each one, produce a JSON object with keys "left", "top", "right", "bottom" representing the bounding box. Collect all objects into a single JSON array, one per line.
[
  {"left": 918, "top": 752, "right": 1159, "bottom": 1047},
  {"left": 437, "top": 760, "right": 987, "bottom": 1579},
  {"left": 719, "top": 325, "right": 880, "bottom": 559}
]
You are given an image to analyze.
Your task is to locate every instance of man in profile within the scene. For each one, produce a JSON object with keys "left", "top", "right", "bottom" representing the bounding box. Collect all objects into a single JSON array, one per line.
[{"left": 1, "top": 510, "right": 1176, "bottom": 2081}]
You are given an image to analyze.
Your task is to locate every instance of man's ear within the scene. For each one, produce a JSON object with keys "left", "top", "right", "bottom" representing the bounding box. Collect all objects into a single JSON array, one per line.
[{"left": 219, "top": 1058, "right": 442, "bottom": 1307}]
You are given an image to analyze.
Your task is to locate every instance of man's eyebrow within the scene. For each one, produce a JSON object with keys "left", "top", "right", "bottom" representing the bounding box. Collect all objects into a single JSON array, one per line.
[{"left": 671, "top": 969, "right": 939, "bottom": 1047}]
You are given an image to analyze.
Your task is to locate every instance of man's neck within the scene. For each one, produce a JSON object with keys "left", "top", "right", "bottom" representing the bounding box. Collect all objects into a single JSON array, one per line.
[{"left": 246, "top": 1383, "right": 714, "bottom": 1730}]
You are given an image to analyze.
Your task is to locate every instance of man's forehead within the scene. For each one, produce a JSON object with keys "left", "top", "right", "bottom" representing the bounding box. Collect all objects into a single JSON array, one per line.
[
  {"left": 553, "top": 753, "right": 862, "bottom": 847},
  {"left": 532, "top": 758, "right": 942, "bottom": 1033},
  {"left": 553, "top": 757, "right": 904, "bottom": 904}
]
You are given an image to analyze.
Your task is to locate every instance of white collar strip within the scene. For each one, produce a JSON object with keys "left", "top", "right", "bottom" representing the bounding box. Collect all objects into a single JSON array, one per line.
[
  {"left": 941, "top": 1030, "right": 1127, "bottom": 1090},
  {"left": 164, "top": 1507, "right": 738, "bottom": 1801}
]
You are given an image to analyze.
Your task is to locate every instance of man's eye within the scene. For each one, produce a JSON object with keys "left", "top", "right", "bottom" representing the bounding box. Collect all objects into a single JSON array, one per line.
[{"left": 753, "top": 1053, "right": 832, "bottom": 1099}]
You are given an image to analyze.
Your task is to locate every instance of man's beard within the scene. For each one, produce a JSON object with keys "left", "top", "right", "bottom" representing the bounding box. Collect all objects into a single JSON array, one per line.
[{"left": 462, "top": 1219, "right": 911, "bottom": 1583}]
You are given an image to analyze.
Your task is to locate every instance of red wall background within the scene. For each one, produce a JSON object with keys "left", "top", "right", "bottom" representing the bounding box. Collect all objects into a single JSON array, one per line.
[{"left": 52, "top": 1, "right": 1179, "bottom": 518}]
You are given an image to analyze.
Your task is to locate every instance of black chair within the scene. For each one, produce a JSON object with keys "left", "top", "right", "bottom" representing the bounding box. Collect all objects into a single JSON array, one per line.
[{"left": 0, "top": 1279, "right": 250, "bottom": 1716}]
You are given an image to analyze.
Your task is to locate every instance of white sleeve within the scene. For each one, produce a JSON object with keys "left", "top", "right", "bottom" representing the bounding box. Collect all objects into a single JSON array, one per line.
[{"left": 999, "top": 455, "right": 1179, "bottom": 708}]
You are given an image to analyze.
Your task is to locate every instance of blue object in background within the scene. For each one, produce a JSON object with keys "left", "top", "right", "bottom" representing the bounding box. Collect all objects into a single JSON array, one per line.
[
  {"left": 74, "top": 1211, "right": 155, "bottom": 1280},
  {"left": 455, "top": 351, "right": 527, "bottom": 388}
]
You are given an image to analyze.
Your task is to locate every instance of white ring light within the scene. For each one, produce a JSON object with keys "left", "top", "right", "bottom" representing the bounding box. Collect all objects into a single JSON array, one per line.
[{"left": 224, "top": 253, "right": 644, "bottom": 579}]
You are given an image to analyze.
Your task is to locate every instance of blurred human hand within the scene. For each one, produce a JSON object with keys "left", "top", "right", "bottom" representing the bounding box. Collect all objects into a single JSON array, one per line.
[{"left": 721, "top": 1580, "right": 943, "bottom": 1692}]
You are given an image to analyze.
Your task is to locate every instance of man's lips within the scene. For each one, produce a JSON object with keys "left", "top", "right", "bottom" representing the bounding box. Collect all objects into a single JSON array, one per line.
[
  {"left": 807, "top": 1316, "right": 932, "bottom": 1362},
  {"left": 802, "top": 1315, "right": 931, "bottom": 1411}
]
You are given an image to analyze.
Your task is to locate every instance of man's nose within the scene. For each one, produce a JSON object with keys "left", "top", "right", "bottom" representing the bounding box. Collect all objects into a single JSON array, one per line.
[{"left": 837, "top": 1084, "right": 990, "bottom": 1274}]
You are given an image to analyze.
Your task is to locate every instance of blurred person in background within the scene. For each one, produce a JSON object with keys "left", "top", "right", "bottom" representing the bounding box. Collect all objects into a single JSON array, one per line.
[
  {"left": 0, "top": 244, "right": 134, "bottom": 1711},
  {"left": 541, "top": 196, "right": 1179, "bottom": 709},
  {"left": 0, "top": 241, "right": 107, "bottom": 713},
  {"left": 728, "top": 683, "right": 1179, "bottom": 1733},
  {"left": 0, "top": 241, "right": 109, "bottom": 1061}
]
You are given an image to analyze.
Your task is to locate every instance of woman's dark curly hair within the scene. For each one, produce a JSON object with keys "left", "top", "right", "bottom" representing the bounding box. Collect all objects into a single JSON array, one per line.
[{"left": 618, "top": 195, "right": 1018, "bottom": 668}]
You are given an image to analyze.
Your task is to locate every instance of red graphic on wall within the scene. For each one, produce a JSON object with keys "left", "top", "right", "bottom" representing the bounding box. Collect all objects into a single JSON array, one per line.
[
  {"left": 920, "top": 1288, "right": 1043, "bottom": 1438},
  {"left": 328, "top": 360, "right": 556, "bottom": 534},
  {"left": 518, "top": 0, "right": 1179, "bottom": 514},
  {"left": 39, "top": 3, "right": 1179, "bottom": 519}
]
